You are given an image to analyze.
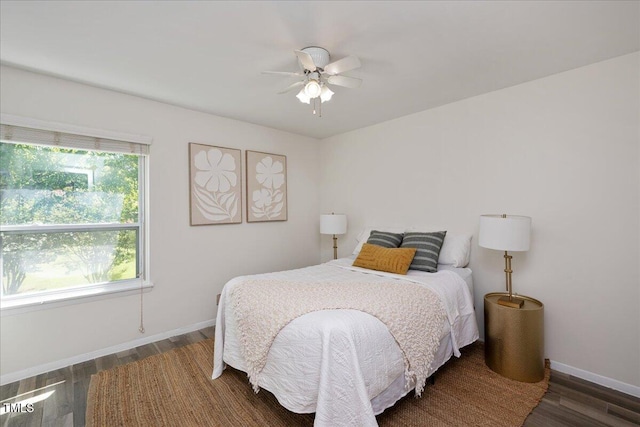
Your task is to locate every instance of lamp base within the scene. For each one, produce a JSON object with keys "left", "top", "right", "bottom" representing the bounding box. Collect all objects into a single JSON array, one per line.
[{"left": 497, "top": 296, "right": 524, "bottom": 309}]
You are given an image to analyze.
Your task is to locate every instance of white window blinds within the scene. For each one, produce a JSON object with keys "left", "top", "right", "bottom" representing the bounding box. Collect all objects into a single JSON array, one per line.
[{"left": 0, "top": 124, "right": 150, "bottom": 155}]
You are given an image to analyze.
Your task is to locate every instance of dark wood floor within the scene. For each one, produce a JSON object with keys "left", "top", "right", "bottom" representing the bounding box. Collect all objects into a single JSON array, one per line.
[{"left": 1, "top": 327, "right": 638, "bottom": 427}]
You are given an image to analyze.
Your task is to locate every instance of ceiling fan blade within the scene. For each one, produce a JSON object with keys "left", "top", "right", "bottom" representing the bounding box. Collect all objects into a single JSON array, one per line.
[
  {"left": 277, "top": 81, "right": 305, "bottom": 94},
  {"left": 262, "top": 71, "right": 303, "bottom": 77},
  {"left": 326, "top": 75, "right": 362, "bottom": 89},
  {"left": 294, "top": 50, "right": 316, "bottom": 72},
  {"left": 323, "top": 55, "right": 361, "bottom": 75}
]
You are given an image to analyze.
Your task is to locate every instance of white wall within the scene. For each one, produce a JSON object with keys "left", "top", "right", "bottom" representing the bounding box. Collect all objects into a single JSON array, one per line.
[
  {"left": 0, "top": 66, "right": 321, "bottom": 376},
  {"left": 320, "top": 53, "right": 640, "bottom": 387}
]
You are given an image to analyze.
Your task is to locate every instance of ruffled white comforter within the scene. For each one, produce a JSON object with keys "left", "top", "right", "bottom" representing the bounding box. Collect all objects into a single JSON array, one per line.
[{"left": 213, "top": 258, "right": 479, "bottom": 427}]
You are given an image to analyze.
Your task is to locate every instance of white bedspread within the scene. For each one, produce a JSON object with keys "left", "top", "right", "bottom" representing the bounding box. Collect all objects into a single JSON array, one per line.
[{"left": 213, "top": 258, "right": 479, "bottom": 427}]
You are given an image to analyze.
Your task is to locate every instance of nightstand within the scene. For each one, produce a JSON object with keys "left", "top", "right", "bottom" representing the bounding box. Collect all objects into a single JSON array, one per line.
[{"left": 484, "top": 292, "right": 544, "bottom": 382}]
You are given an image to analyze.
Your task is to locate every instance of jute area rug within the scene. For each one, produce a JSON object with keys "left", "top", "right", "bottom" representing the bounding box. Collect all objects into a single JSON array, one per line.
[{"left": 87, "top": 339, "right": 549, "bottom": 426}]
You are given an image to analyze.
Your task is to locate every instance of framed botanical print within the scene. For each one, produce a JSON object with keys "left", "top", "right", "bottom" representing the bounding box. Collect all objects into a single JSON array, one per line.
[
  {"left": 246, "top": 150, "right": 287, "bottom": 222},
  {"left": 189, "top": 143, "right": 242, "bottom": 225}
]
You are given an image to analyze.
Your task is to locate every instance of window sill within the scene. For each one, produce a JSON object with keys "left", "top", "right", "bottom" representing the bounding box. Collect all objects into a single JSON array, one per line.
[{"left": 0, "top": 280, "right": 154, "bottom": 316}]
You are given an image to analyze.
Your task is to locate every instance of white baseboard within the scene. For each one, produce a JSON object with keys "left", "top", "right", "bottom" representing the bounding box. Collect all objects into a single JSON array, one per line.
[
  {"left": 0, "top": 319, "right": 215, "bottom": 386},
  {"left": 550, "top": 360, "right": 640, "bottom": 398}
]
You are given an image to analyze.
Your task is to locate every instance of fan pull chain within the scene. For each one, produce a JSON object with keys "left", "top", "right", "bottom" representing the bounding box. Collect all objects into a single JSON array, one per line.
[{"left": 311, "top": 97, "right": 323, "bottom": 117}]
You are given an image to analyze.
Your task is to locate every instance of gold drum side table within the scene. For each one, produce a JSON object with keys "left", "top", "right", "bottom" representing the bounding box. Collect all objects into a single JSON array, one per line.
[{"left": 484, "top": 292, "right": 544, "bottom": 382}]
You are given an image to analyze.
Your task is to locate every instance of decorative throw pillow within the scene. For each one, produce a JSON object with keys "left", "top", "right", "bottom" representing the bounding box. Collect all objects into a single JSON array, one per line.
[
  {"left": 353, "top": 243, "right": 417, "bottom": 275},
  {"left": 352, "top": 226, "right": 406, "bottom": 255},
  {"left": 400, "top": 231, "right": 447, "bottom": 272},
  {"left": 366, "top": 230, "right": 404, "bottom": 248}
]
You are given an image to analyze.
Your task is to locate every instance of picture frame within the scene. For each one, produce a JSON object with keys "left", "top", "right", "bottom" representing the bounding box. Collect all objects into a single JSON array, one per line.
[
  {"left": 246, "top": 150, "right": 287, "bottom": 222},
  {"left": 189, "top": 143, "right": 242, "bottom": 225}
]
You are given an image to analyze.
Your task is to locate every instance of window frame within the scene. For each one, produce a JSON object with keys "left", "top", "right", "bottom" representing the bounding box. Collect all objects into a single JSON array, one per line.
[{"left": 0, "top": 114, "right": 152, "bottom": 313}]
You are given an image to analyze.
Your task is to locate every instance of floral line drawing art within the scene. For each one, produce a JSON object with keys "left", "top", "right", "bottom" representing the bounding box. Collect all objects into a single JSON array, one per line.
[
  {"left": 251, "top": 187, "right": 284, "bottom": 220},
  {"left": 246, "top": 151, "right": 287, "bottom": 222},
  {"left": 189, "top": 144, "right": 242, "bottom": 225},
  {"left": 193, "top": 185, "right": 238, "bottom": 222},
  {"left": 256, "top": 156, "right": 285, "bottom": 190}
]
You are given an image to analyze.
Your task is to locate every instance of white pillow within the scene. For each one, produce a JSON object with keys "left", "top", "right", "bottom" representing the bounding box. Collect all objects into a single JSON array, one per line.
[
  {"left": 352, "top": 226, "right": 406, "bottom": 255},
  {"left": 437, "top": 233, "right": 472, "bottom": 267}
]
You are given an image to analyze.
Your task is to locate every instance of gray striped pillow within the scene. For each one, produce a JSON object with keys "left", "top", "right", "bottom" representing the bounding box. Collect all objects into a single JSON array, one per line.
[
  {"left": 400, "top": 231, "right": 447, "bottom": 272},
  {"left": 366, "top": 230, "right": 404, "bottom": 248}
]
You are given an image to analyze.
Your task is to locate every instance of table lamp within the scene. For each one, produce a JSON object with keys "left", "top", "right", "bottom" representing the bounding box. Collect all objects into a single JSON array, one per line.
[
  {"left": 479, "top": 214, "right": 531, "bottom": 308},
  {"left": 320, "top": 213, "right": 347, "bottom": 260}
]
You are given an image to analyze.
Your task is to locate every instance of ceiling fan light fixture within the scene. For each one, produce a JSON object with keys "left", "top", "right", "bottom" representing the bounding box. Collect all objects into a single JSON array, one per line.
[
  {"left": 304, "top": 79, "right": 322, "bottom": 98},
  {"left": 264, "top": 46, "right": 362, "bottom": 113},
  {"left": 320, "top": 85, "right": 334, "bottom": 103},
  {"left": 296, "top": 89, "right": 311, "bottom": 104}
]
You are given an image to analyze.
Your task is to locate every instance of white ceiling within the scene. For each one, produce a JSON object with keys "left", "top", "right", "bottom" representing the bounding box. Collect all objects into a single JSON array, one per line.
[{"left": 1, "top": 1, "right": 638, "bottom": 139}]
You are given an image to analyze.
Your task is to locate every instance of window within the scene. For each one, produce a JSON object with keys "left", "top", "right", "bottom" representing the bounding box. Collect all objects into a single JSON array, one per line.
[{"left": 0, "top": 122, "right": 149, "bottom": 309}]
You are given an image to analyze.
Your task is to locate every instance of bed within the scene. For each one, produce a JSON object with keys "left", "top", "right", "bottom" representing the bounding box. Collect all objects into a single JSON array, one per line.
[{"left": 212, "top": 249, "right": 478, "bottom": 427}]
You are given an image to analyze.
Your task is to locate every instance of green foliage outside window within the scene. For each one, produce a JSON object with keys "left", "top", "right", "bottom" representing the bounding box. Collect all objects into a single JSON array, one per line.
[{"left": 0, "top": 142, "right": 140, "bottom": 296}]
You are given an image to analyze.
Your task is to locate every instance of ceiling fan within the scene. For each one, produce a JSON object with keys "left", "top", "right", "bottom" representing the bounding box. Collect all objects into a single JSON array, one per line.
[{"left": 262, "top": 46, "right": 362, "bottom": 114}]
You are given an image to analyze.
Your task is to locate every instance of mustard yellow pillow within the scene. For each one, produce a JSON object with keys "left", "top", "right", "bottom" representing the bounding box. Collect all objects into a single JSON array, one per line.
[{"left": 352, "top": 243, "right": 417, "bottom": 275}]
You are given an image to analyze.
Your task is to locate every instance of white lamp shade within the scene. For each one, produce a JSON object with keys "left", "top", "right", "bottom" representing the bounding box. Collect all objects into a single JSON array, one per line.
[
  {"left": 320, "top": 85, "right": 334, "bottom": 103},
  {"left": 304, "top": 80, "right": 322, "bottom": 98},
  {"left": 296, "top": 89, "right": 311, "bottom": 104},
  {"left": 479, "top": 215, "right": 531, "bottom": 251},
  {"left": 320, "top": 214, "right": 347, "bottom": 235}
]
